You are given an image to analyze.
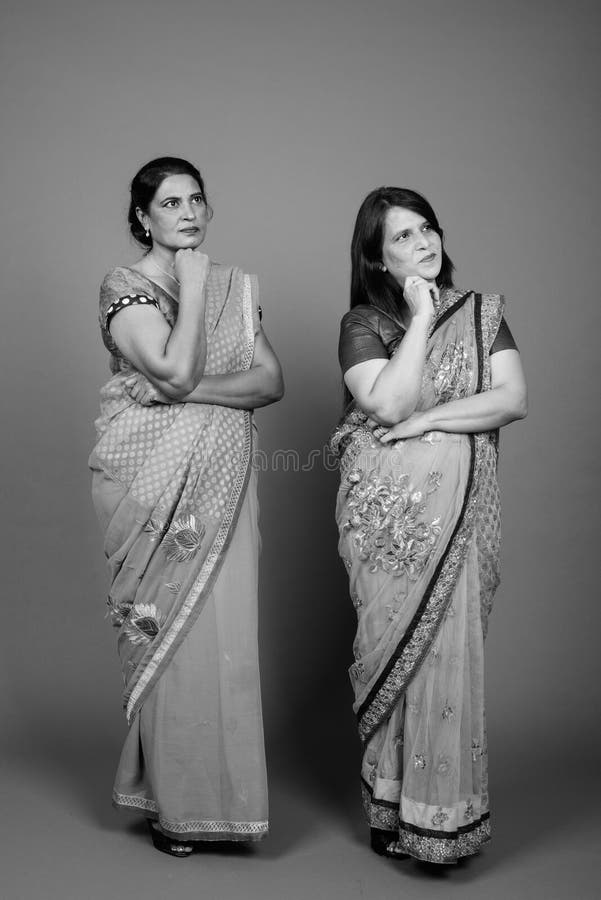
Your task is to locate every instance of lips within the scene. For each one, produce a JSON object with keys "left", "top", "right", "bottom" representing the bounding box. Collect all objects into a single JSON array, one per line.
[
  {"left": 179, "top": 227, "right": 200, "bottom": 234},
  {"left": 420, "top": 252, "right": 437, "bottom": 263}
]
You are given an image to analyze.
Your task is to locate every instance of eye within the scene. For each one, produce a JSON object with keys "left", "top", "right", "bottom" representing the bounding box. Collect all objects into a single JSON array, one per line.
[
  {"left": 395, "top": 231, "right": 410, "bottom": 242},
  {"left": 163, "top": 199, "right": 178, "bottom": 209},
  {"left": 422, "top": 223, "right": 432, "bottom": 232},
  {"left": 191, "top": 194, "right": 205, "bottom": 205}
]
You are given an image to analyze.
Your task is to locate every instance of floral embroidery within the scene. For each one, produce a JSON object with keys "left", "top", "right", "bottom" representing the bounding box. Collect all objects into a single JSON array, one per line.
[
  {"left": 433, "top": 341, "right": 473, "bottom": 403},
  {"left": 343, "top": 472, "right": 442, "bottom": 577},
  {"left": 465, "top": 799, "right": 474, "bottom": 821},
  {"left": 471, "top": 739, "right": 482, "bottom": 762},
  {"left": 407, "top": 700, "right": 420, "bottom": 715},
  {"left": 427, "top": 471, "right": 443, "bottom": 491},
  {"left": 431, "top": 807, "right": 450, "bottom": 828},
  {"left": 106, "top": 596, "right": 132, "bottom": 628},
  {"left": 144, "top": 517, "right": 166, "bottom": 542},
  {"left": 165, "top": 581, "right": 181, "bottom": 594},
  {"left": 420, "top": 431, "right": 442, "bottom": 444},
  {"left": 442, "top": 703, "right": 455, "bottom": 721},
  {"left": 124, "top": 603, "right": 165, "bottom": 646},
  {"left": 414, "top": 754, "right": 427, "bottom": 770},
  {"left": 436, "top": 755, "right": 451, "bottom": 776},
  {"left": 350, "top": 660, "right": 366, "bottom": 682},
  {"left": 163, "top": 514, "right": 205, "bottom": 563}
]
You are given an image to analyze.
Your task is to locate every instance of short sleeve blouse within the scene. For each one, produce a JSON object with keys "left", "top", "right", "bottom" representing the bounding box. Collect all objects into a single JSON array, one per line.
[
  {"left": 99, "top": 267, "right": 178, "bottom": 374},
  {"left": 338, "top": 303, "right": 517, "bottom": 374}
]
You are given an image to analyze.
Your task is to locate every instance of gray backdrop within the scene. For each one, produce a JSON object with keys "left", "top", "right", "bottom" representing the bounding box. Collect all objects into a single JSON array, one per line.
[{"left": 1, "top": 1, "right": 600, "bottom": 898}]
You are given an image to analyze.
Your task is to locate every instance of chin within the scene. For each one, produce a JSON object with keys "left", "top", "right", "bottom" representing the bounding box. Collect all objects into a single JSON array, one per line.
[{"left": 176, "top": 235, "right": 204, "bottom": 250}]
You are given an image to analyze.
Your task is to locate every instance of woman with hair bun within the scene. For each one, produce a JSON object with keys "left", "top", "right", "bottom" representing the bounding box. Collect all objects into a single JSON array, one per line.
[
  {"left": 90, "top": 157, "right": 283, "bottom": 856},
  {"left": 330, "top": 187, "right": 527, "bottom": 864}
]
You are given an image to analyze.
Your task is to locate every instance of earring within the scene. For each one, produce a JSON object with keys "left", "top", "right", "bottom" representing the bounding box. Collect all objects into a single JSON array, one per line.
[
  {"left": 380, "top": 264, "right": 387, "bottom": 272},
  {"left": 145, "top": 229, "right": 150, "bottom": 238}
]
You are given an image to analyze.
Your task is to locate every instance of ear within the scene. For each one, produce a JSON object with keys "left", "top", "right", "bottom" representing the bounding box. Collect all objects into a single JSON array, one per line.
[{"left": 136, "top": 207, "right": 149, "bottom": 232}]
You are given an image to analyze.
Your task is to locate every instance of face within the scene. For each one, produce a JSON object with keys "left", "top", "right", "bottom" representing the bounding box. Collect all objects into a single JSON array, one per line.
[
  {"left": 138, "top": 174, "right": 208, "bottom": 251},
  {"left": 381, "top": 207, "right": 442, "bottom": 286}
]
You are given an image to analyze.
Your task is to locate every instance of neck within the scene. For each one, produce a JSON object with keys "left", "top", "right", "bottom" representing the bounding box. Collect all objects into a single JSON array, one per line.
[{"left": 147, "top": 245, "right": 176, "bottom": 272}]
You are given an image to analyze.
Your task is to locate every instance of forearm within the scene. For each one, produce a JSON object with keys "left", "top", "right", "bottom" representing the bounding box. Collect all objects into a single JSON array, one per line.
[
  {"left": 182, "top": 365, "right": 284, "bottom": 409},
  {"left": 421, "top": 385, "right": 528, "bottom": 433},
  {"left": 366, "top": 316, "right": 430, "bottom": 423},
  {"left": 158, "top": 295, "right": 207, "bottom": 395}
]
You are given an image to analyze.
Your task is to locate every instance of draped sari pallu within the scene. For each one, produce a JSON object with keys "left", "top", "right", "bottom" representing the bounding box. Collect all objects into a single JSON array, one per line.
[
  {"left": 331, "top": 291, "right": 504, "bottom": 864},
  {"left": 90, "top": 266, "right": 256, "bottom": 724}
]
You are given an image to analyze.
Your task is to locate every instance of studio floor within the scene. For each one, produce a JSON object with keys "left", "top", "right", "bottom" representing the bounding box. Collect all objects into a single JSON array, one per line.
[{"left": 2, "top": 729, "right": 599, "bottom": 900}]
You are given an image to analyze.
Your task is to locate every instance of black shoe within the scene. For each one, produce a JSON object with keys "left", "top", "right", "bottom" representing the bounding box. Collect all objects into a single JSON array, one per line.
[{"left": 147, "top": 820, "right": 194, "bottom": 858}]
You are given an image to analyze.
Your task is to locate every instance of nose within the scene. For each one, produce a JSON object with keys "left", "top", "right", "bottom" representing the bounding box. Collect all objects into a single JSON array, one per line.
[
  {"left": 180, "top": 201, "right": 195, "bottom": 220},
  {"left": 414, "top": 231, "right": 429, "bottom": 251}
]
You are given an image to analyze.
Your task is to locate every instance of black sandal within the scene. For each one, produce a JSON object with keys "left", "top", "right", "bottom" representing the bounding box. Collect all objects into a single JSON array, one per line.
[
  {"left": 370, "top": 828, "right": 409, "bottom": 860},
  {"left": 147, "top": 820, "right": 194, "bottom": 858}
]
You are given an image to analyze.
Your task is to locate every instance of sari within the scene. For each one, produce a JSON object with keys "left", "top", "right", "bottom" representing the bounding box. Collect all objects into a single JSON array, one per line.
[
  {"left": 330, "top": 290, "right": 504, "bottom": 863},
  {"left": 89, "top": 263, "right": 268, "bottom": 841}
]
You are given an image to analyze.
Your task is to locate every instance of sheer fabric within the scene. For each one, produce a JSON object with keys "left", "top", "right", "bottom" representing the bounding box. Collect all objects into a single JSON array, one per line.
[{"left": 331, "top": 290, "right": 504, "bottom": 863}]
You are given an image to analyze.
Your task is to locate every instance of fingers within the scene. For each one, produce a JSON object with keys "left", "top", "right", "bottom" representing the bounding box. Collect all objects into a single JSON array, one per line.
[{"left": 123, "top": 373, "right": 157, "bottom": 405}]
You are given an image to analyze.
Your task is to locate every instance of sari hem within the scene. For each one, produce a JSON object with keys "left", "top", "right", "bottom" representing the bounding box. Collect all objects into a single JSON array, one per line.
[
  {"left": 362, "top": 781, "right": 490, "bottom": 863},
  {"left": 396, "top": 815, "right": 491, "bottom": 864},
  {"left": 112, "top": 792, "right": 268, "bottom": 841}
]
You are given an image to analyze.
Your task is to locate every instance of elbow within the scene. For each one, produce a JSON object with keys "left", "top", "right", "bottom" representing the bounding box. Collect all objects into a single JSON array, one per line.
[
  {"left": 162, "top": 372, "right": 198, "bottom": 400},
  {"left": 265, "top": 371, "right": 285, "bottom": 405},
  {"left": 370, "top": 401, "right": 414, "bottom": 427},
  {"left": 515, "top": 397, "right": 528, "bottom": 420},
  {"left": 504, "top": 388, "right": 528, "bottom": 423},
  {"left": 512, "top": 387, "right": 528, "bottom": 421}
]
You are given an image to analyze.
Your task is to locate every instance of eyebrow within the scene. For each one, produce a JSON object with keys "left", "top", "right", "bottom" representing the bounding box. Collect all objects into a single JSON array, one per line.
[
  {"left": 390, "top": 221, "right": 429, "bottom": 240},
  {"left": 159, "top": 192, "right": 203, "bottom": 202}
]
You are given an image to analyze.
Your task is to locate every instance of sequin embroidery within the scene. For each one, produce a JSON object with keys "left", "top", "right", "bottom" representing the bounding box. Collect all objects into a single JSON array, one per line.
[{"left": 342, "top": 472, "right": 442, "bottom": 577}]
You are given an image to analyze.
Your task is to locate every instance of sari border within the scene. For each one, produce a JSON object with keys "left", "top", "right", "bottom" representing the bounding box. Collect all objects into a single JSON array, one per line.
[
  {"left": 361, "top": 778, "right": 490, "bottom": 863},
  {"left": 112, "top": 791, "right": 268, "bottom": 840},
  {"left": 431, "top": 290, "right": 472, "bottom": 335},
  {"left": 357, "top": 293, "right": 485, "bottom": 742},
  {"left": 125, "top": 273, "right": 256, "bottom": 721},
  {"left": 397, "top": 814, "right": 491, "bottom": 864}
]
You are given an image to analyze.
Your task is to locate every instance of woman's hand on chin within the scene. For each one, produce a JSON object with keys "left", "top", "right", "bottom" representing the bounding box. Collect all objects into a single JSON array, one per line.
[
  {"left": 378, "top": 411, "right": 429, "bottom": 443},
  {"left": 402, "top": 276, "right": 438, "bottom": 322},
  {"left": 175, "top": 248, "right": 210, "bottom": 293}
]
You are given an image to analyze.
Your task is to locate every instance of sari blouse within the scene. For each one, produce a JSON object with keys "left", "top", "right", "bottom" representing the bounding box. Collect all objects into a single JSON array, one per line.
[{"left": 339, "top": 304, "right": 516, "bottom": 375}]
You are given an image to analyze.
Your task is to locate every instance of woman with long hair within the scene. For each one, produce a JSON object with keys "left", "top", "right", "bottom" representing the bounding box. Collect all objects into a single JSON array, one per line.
[
  {"left": 90, "top": 157, "right": 283, "bottom": 856},
  {"left": 330, "top": 186, "right": 526, "bottom": 864}
]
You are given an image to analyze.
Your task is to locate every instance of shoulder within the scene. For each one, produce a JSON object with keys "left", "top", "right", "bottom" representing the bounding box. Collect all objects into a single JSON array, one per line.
[
  {"left": 100, "top": 266, "right": 157, "bottom": 301},
  {"left": 340, "top": 304, "right": 389, "bottom": 332},
  {"left": 338, "top": 304, "right": 400, "bottom": 373}
]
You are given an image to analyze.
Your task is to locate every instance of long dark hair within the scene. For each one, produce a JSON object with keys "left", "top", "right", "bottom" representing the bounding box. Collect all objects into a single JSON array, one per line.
[
  {"left": 350, "top": 186, "right": 454, "bottom": 319},
  {"left": 127, "top": 156, "right": 212, "bottom": 248}
]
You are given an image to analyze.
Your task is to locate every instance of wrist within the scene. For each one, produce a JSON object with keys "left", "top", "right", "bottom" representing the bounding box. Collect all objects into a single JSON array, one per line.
[
  {"left": 179, "top": 284, "right": 207, "bottom": 304},
  {"left": 409, "top": 312, "right": 432, "bottom": 329},
  {"left": 420, "top": 407, "right": 436, "bottom": 430}
]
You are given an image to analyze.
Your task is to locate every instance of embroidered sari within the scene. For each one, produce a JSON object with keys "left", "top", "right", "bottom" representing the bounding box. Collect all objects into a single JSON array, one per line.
[
  {"left": 90, "top": 263, "right": 268, "bottom": 841},
  {"left": 330, "top": 290, "right": 503, "bottom": 863}
]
